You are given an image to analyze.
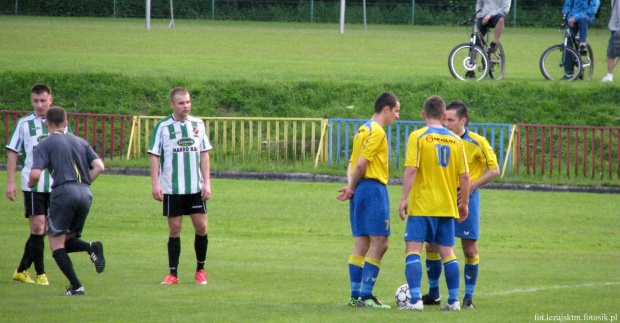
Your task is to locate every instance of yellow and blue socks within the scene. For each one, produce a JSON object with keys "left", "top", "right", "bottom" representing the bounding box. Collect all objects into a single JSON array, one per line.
[
  {"left": 360, "top": 258, "right": 381, "bottom": 299},
  {"left": 405, "top": 252, "right": 422, "bottom": 303},
  {"left": 425, "top": 251, "right": 442, "bottom": 300},
  {"left": 348, "top": 255, "right": 364, "bottom": 299},
  {"left": 443, "top": 255, "right": 460, "bottom": 305},
  {"left": 464, "top": 255, "right": 479, "bottom": 301}
]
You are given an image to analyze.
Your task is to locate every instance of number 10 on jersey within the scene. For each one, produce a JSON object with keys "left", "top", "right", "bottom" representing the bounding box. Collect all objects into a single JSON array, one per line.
[{"left": 435, "top": 144, "right": 451, "bottom": 167}]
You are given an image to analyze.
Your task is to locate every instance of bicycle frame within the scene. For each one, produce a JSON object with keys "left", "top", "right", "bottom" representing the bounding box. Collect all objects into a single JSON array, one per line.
[
  {"left": 466, "top": 14, "right": 488, "bottom": 67},
  {"left": 560, "top": 21, "right": 579, "bottom": 64}
]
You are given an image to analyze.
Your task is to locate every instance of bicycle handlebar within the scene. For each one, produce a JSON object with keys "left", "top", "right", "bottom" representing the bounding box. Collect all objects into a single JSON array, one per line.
[{"left": 461, "top": 9, "right": 483, "bottom": 25}]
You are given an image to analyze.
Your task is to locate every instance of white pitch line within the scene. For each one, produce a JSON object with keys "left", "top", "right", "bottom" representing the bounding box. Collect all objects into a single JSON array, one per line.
[{"left": 478, "top": 282, "right": 620, "bottom": 296}]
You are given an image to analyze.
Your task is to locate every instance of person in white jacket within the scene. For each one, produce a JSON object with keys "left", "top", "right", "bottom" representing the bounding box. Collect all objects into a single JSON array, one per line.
[
  {"left": 602, "top": 0, "right": 620, "bottom": 82},
  {"left": 475, "top": 0, "right": 511, "bottom": 53}
]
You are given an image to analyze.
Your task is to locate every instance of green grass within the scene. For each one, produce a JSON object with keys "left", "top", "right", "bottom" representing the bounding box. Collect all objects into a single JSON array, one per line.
[
  {"left": 0, "top": 16, "right": 612, "bottom": 82},
  {"left": 0, "top": 171, "right": 619, "bottom": 322},
  {"left": 0, "top": 16, "right": 618, "bottom": 126}
]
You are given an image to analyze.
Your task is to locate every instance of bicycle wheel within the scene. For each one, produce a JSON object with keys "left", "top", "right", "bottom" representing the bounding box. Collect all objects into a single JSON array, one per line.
[
  {"left": 578, "top": 43, "right": 594, "bottom": 80},
  {"left": 488, "top": 42, "right": 505, "bottom": 80},
  {"left": 540, "top": 45, "right": 582, "bottom": 81},
  {"left": 448, "top": 43, "right": 489, "bottom": 81}
]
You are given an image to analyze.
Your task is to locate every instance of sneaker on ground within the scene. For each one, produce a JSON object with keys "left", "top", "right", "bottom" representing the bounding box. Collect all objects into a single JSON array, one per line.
[
  {"left": 463, "top": 299, "right": 475, "bottom": 309},
  {"left": 488, "top": 42, "right": 498, "bottom": 54},
  {"left": 36, "top": 273, "right": 49, "bottom": 285},
  {"left": 161, "top": 274, "right": 179, "bottom": 285},
  {"left": 440, "top": 301, "right": 461, "bottom": 311},
  {"left": 89, "top": 241, "right": 105, "bottom": 273},
  {"left": 465, "top": 71, "right": 476, "bottom": 79},
  {"left": 348, "top": 297, "right": 360, "bottom": 307},
  {"left": 399, "top": 299, "right": 424, "bottom": 311},
  {"left": 358, "top": 296, "right": 391, "bottom": 309},
  {"left": 601, "top": 75, "right": 613, "bottom": 82},
  {"left": 563, "top": 74, "right": 574, "bottom": 80},
  {"left": 13, "top": 270, "right": 35, "bottom": 283},
  {"left": 66, "top": 286, "right": 85, "bottom": 296},
  {"left": 421, "top": 294, "right": 441, "bottom": 305},
  {"left": 195, "top": 269, "right": 208, "bottom": 285}
]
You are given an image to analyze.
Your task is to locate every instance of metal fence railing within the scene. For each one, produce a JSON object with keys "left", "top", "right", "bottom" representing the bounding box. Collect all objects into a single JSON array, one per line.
[
  {"left": 329, "top": 119, "right": 514, "bottom": 172},
  {"left": 1, "top": 110, "right": 132, "bottom": 160},
  {"left": 4, "top": 110, "right": 618, "bottom": 181},
  {"left": 127, "top": 116, "right": 330, "bottom": 165},
  {"left": 516, "top": 124, "right": 619, "bottom": 180}
]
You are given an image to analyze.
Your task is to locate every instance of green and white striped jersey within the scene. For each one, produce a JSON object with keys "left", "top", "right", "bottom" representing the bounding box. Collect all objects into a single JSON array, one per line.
[
  {"left": 147, "top": 115, "right": 212, "bottom": 195},
  {"left": 5, "top": 112, "right": 52, "bottom": 192}
]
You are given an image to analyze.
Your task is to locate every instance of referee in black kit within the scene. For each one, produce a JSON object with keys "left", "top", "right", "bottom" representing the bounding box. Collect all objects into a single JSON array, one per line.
[{"left": 28, "top": 106, "right": 106, "bottom": 296}]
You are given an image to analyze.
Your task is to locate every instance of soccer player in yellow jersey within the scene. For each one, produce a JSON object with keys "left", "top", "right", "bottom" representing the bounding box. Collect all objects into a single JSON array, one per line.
[
  {"left": 398, "top": 95, "right": 470, "bottom": 312},
  {"left": 337, "top": 92, "right": 400, "bottom": 309},
  {"left": 422, "top": 100, "right": 499, "bottom": 309}
]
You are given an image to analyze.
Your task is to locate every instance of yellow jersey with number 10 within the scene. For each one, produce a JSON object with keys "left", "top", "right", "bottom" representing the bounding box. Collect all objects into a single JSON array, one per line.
[{"left": 404, "top": 126, "right": 469, "bottom": 218}]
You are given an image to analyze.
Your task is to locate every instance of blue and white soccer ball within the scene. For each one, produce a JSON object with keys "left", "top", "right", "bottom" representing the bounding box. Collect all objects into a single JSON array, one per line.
[{"left": 395, "top": 283, "right": 411, "bottom": 307}]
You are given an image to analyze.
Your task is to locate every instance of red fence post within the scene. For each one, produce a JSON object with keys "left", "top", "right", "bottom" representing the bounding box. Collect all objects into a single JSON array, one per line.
[
  {"left": 526, "top": 127, "right": 531, "bottom": 175},
  {"left": 566, "top": 128, "right": 571, "bottom": 178},
  {"left": 110, "top": 118, "right": 116, "bottom": 159},
  {"left": 608, "top": 130, "right": 613, "bottom": 179},
  {"left": 541, "top": 128, "right": 545, "bottom": 176},
  {"left": 533, "top": 127, "right": 537, "bottom": 175},
  {"left": 516, "top": 126, "right": 521, "bottom": 174},
  {"left": 549, "top": 128, "right": 554, "bottom": 177},
  {"left": 101, "top": 116, "right": 106, "bottom": 158}
]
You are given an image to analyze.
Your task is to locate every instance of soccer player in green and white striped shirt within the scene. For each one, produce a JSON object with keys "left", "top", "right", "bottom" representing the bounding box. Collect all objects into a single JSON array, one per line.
[
  {"left": 5, "top": 84, "right": 56, "bottom": 285},
  {"left": 148, "top": 87, "right": 212, "bottom": 285}
]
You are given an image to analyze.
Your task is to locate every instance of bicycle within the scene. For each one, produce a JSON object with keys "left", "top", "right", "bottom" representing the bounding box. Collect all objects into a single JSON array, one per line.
[
  {"left": 539, "top": 14, "right": 593, "bottom": 81},
  {"left": 448, "top": 10, "right": 506, "bottom": 81}
]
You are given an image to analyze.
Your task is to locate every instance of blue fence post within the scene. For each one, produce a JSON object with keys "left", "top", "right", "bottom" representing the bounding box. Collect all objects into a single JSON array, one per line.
[{"left": 328, "top": 120, "right": 512, "bottom": 175}]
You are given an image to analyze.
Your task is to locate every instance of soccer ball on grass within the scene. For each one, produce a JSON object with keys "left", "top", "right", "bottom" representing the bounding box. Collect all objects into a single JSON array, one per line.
[{"left": 395, "top": 283, "right": 411, "bottom": 307}]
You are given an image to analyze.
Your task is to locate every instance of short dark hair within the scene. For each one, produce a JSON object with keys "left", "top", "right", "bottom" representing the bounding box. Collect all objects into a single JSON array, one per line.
[
  {"left": 423, "top": 95, "right": 445, "bottom": 119},
  {"left": 169, "top": 87, "right": 189, "bottom": 103},
  {"left": 374, "top": 92, "right": 399, "bottom": 113},
  {"left": 446, "top": 100, "right": 469, "bottom": 124},
  {"left": 46, "top": 106, "right": 67, "bottom": 126},
  {"left": 31, "top": 84, "right": 51, "bottom": 96}
]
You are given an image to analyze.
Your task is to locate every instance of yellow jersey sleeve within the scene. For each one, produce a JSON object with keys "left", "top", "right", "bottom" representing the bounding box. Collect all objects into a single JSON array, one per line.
[{"left": 462, "top": 131, "right": 499, "bottom": 183}]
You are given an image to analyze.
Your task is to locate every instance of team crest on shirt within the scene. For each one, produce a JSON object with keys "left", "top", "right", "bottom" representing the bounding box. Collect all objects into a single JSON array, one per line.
[
  {"left": 37, "top": 134, "right": 49, "bottom": 142},
  {"left": 426, "top": 136, "right": 434, "bottom": 143}
]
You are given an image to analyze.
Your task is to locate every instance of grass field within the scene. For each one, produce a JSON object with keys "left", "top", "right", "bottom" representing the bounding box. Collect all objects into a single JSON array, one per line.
[
  {"left": 0, "top": 172, "right": 618, "bottom": 322},
  {"left": 0, "top": 16, "right": 616, "bottom": 83}
]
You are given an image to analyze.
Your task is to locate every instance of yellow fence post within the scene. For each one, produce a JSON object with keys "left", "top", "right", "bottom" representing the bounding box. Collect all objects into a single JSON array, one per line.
[
  {"left": 126, "top": 116, "right": 138, "bottom": 160},
  {"left": 501, "top": 124, "right": 518, "bottom": 178}
]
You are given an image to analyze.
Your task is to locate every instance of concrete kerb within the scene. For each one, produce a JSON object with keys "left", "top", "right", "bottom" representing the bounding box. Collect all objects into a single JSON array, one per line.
[
  {"left": 103, "top": 167, "right": 619, "bottom": 194},
  {"left": 0, "top": 164, "right": 617, "bottom": 194}
]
